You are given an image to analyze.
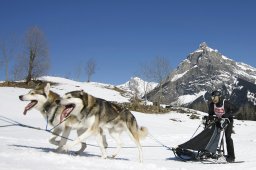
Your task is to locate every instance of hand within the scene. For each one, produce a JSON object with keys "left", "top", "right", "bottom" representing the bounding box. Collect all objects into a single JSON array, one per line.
[{"left": 219, "top": 118, "right": 230, "bottom": 129}]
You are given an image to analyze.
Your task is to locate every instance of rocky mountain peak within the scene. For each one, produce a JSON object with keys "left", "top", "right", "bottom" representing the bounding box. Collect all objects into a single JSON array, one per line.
[
  {"left": 147, "top": 43, "right": 256, "bottom": 120},
  {"left": 170, "top": 42, "right": 226, "bottom": 83},
  {"left": 199, "top": 42, "right": 208, "bottom": 49},
  {"left": 117, "top": 77, "right": 158, "bottom": 98}
]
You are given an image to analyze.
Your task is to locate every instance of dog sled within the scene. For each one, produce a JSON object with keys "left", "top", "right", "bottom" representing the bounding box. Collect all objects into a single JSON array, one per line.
[{"left": 172, "top": 116, "right": 231, "bottom": 163}]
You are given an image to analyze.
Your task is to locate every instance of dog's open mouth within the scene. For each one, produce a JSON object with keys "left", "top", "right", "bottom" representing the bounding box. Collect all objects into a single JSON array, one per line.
[
  {"left": 60, "top": 104, "right": 75, "bottom": 122},
  {"left": 23, "top": 100, "right": 38, "bottom": 115}
]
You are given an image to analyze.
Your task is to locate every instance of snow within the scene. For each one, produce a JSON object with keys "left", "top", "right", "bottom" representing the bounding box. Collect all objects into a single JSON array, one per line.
[
  {"left": 192, "top": 49, "right": 203, "bottom": 53},
  {"left": 39, "top": 76, "right": 129, "bottom": 103},
  {"left": 218, "top": 71, "right": 232, "bottom": 82},
  {"left": 117, "top": 77, "right": 158, "bottom": 98},
  {"left": 218, "top": 58, "right": 256, "bottom": 82},
  {"left": 205, "top": 47, "right": 217, "bottom": 52},
  {"left": 234, "top": 63, "right": 256, "bottom": 82},
  {"left": 192, "top": 46, "right": 217, "bottom": 54},
  {"left": 236, "top": 62, "right": 256, "bottom": 72},
  {"left": 172, "top": 91, "right": 207, "bottom": 105},
  {"left": 247, "top": 91, "right": 256, "bottom": 105},
  {"left": 233, "top": 69, "right": 254, "bottom": 81},
  {"left": 1, "top": 77, "right": 256, "bottom": 170},
  {"left": 171, "top": 71, "right": 188, "bottom": 82},
  {"left": 221, "top": 55, "right": 229, "bottom": 60}
]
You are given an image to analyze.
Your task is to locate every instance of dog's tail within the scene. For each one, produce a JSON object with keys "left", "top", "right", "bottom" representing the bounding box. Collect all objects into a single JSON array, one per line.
[
  {"left": 124, "top": 109, "right": 148, "bottom": 140},
  {"left": 138, "top": 126, "right": 148, "bottom": 140}
]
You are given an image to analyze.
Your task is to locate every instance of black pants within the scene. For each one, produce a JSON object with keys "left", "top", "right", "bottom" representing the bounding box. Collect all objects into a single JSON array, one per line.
[{"left": 225, "top": 119, "right": 235, "bottom": 159}]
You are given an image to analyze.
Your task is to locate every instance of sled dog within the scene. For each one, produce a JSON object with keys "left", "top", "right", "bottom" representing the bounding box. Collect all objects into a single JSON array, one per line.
[
  {"left": 19, "top": 83, "right": 107, "bottom": 153},
  {"left": 57, "top": 90, "right": 148, "bottom": 162}
]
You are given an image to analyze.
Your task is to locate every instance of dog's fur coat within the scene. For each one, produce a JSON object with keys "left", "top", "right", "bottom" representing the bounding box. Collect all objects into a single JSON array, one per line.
[
  {"left": 58, "top": 90, "right": 148, "bottom": 162},
  {"left": 19, "top": 83, "right": 107, "bottom": 153}
]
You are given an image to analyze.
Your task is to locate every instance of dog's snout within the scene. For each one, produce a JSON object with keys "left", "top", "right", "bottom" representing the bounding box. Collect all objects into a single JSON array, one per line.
[
  {"left": 55, "top": 99, "right": 60, "bottom": 104},
  {"left": 19, "top": 95, "right": 23, "bottom": 100}
]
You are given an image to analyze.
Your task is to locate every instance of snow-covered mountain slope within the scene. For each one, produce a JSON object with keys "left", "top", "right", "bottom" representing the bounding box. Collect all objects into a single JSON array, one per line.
[
  {"left": 117, "top": 77, "right": 158, "bottom": 98},
  {"left": 38, "top": 76, "right": 129, "bottom": 103},
  {"left": 1, "top": 81, "right": 256, "bottom": 170},
  {"left": 147, "top": 42, "right": 256, "bottom": 119}
]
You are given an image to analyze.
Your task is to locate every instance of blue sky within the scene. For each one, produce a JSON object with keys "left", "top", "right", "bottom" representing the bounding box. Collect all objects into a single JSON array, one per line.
[{"left": 0, "top": 0, "right": 256, "bottom": 85}]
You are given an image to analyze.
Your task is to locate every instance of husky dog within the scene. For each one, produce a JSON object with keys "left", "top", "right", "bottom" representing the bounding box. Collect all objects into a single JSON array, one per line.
[
  {"left": 19, "top": 83, "right": 107, "bottom": 153},
  {"left": 57, "top": 90, "right": 148, "bottom": 162}
]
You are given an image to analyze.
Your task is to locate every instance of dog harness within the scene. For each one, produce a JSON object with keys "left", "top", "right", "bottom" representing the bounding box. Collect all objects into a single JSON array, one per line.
[{"left": 214, "top": 99, "right": 226, "bottom": 118}]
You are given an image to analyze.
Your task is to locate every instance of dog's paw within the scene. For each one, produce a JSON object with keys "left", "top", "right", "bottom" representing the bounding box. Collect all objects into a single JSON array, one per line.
[
  {"left": 56, "top": 147, "right": 65, "bottom": 153},
  {"left": 111, "top": 154, "right": 117, "bottom": 158},
  {"left": 62, "top": 145, "right": 70, "bottom": 152},
  {"left": 49, "top": 139, "right": 60, "bottom": 146},
  {"left": 56, "top": 146, "right": 68, "bottom": 153},
  {"left": 103, "top": 143, "right": 108, "bottom": 149},
  {"left": 101, "top": 155, "right": 107, "bottom": 159},
  {"left": 106, "top": 155, "right": 116, "bottom": 160}
]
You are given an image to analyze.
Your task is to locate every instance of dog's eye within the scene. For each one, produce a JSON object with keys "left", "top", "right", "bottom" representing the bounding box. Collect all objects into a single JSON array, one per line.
[{"left": 31, "top": 92, "right": 35, "bottom": 95}]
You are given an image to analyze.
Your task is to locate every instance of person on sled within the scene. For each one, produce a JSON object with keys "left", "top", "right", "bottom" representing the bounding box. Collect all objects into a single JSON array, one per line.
[{"left": 207, "top": 90, "right": 236, "bottom": 162}]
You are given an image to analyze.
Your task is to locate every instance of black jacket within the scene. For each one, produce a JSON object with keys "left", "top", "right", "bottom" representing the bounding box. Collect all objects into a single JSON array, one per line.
[{"left": 208, "top": 99, "right": 237, "bottom": 120}]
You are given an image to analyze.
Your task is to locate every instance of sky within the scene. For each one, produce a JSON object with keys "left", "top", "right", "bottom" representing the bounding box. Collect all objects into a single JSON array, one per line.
[{"left": 0, "top": 0, "right": 256, "bottom": 85}]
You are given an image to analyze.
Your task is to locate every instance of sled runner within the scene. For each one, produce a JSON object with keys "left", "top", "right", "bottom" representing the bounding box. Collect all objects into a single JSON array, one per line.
[
  {"left": 172, "top": 116, "right": 231, "bottom": 162},
  {"left": 202, "top": 160, "right": 244, "bottom": 164}
]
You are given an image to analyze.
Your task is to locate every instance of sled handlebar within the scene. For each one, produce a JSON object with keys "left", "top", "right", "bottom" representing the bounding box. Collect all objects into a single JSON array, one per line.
[{"left": 202, "top": 116, "right": 230, "bottom": 129}]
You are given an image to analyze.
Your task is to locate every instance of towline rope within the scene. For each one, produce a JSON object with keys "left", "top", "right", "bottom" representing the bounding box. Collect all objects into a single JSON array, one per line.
[
  {"left": 0, "top": 115, "right": 93, "bottom": 146},
  {"left": 0, "top": 115, "right": 172, "bottom": 150},
  {"left": 148, "top": 132, "right": 174, "bottom": 151}
]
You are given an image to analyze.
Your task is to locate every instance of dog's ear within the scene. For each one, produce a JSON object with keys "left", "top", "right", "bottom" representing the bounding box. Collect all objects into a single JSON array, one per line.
[
  {"left": 79, "top": 90, "right": 88, "bottom": 105},
  {"left": 44, "top": 83, "right": 51, "bottom": 96},
  {"left": 87, "top": 95, "right": 96, "bottom": 109},
  {"left": 79, "top": 90, "right": 84, "bottom": 97},
  {"left": 35, "top": 81, "right": 43, "bottom": 90},
  {"left": 79, "top": 90, "right": 95, "bottom": 109}
]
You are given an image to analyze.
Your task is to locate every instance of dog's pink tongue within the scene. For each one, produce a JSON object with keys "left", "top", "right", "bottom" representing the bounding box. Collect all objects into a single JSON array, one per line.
[
  {"left": 23, "top": 109, "right": 28, "bottom": 115},
  {"left": 23, "top": 103, "right": 31, "bottom": 115},
  {"left": 60, "top": 108, "right": 70, "bottom": 122},
  {"left": 23, "top": 101, "right": 37, "bottom": 115}
]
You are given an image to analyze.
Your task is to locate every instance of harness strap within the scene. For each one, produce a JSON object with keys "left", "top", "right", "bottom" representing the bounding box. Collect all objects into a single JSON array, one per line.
[
  {"left": 44, "top": 104, "right": 58, "bottom": 130},
  {"left": 48, "top": 115, "right": 71, "bottom": 131},
  {"left": 46, "top": 115, "right": 49, "bottom": 130},
  {"left": 49, "top": 106, "right": 58, "bottom": 124}
]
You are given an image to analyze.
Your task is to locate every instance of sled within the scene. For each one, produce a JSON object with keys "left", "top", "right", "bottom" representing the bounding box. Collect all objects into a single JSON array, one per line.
[{"left": 172, "top": 116, "right": 230, "bottom": 162}]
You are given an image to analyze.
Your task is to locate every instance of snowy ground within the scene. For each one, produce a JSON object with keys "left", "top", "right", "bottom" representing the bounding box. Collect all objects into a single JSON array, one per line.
[{"left": 0, "top": 79, "right": 256, "bottom": 170}]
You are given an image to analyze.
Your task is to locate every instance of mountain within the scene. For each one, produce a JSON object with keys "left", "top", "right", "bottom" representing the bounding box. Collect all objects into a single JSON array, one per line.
[
  {"left": 117, "top": 77, "right": 158, "bottom": 99},
  {"left": 147, "top": 42, "right": 256, "bottom": 120}
]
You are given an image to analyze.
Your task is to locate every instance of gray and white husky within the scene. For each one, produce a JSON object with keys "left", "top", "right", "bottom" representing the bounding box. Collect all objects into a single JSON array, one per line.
[
  {"left": 19, "top": 83, "right": 107, "bottom": 153},
  {"left": 57, "top": 90, "right": 148, "bottom": 162}
]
